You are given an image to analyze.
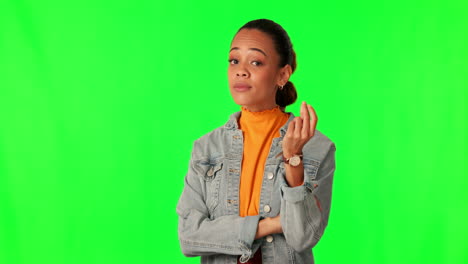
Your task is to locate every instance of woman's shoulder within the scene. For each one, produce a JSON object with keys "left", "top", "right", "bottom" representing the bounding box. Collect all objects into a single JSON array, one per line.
[{"left": 195, "top": 125, "right": 229, "bottom": 144}]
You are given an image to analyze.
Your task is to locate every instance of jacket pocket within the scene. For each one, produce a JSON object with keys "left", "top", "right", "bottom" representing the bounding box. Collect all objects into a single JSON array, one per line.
[{"left": 195, "top": 160, "right": 224, "bottom": 214}]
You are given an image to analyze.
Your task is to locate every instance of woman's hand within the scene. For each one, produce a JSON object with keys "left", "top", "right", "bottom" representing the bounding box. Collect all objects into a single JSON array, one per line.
[
  {"left": 255, "top": 214, "right": 283, "bottom": 239},
  {"left": 282, "top": 101, "right": 318, "bottom": 158},
  {"left": 268, "top": 214, "right": 283, "bottom": 234}
]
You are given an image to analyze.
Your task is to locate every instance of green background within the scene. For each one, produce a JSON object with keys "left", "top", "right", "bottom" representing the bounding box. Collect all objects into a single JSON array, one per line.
[{"left": 1, "top": 0, "right": 467, "bottom": 263}]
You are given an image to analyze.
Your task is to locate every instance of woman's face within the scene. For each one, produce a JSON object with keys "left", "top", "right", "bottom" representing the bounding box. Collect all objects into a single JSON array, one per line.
[{"left": 228, "top": 29, "right": 289, "bottom": 111}]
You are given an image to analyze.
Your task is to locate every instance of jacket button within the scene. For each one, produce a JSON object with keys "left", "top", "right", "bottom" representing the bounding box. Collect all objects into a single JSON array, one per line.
[
  {"left": 267, "top": 172, "right": 274, "bottom": 180},
  {"left": 266, "top": 235, "right": 274, "bottom": 243},
  {"left": 263, "top": 205, "right": 271, "bottom": 213}
]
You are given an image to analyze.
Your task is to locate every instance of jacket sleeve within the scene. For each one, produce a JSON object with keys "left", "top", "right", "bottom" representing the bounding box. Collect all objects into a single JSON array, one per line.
[
  {"left": 176, "top": 141, "right": 260, "bottom": 263},
  {"left": 279, "top": 142, "right": 336, "bottom": 252}
]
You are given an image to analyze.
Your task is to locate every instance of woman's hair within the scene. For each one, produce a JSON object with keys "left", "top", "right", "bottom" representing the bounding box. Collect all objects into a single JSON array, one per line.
[{"left": 237, "top": 19, "right": 297, "bottom": 108}]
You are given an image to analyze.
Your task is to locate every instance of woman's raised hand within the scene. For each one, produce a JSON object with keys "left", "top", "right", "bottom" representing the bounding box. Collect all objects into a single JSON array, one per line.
[{"left": 282, "top": 101, "right": 318, "bottom": 158}]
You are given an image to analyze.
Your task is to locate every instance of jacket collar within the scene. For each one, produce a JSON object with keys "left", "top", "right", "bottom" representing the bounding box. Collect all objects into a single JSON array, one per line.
[{"left": 224, "top": 110, "right": 296, "bottom": 137}]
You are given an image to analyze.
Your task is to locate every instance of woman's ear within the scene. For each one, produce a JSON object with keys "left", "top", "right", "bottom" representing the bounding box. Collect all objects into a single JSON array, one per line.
[{"left": 277, "top": 64, "right": 293, "bottom": 86}]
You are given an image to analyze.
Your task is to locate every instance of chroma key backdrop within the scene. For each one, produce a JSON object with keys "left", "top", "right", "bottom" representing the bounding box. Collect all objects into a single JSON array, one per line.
[{"left": 0, "top": 0, "right": 467, "bottom": 263}]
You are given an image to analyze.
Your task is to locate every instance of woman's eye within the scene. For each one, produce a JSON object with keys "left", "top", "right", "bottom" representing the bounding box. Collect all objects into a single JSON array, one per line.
[{"left": 228, "top": 59, "right": 238, "bottom": 64}]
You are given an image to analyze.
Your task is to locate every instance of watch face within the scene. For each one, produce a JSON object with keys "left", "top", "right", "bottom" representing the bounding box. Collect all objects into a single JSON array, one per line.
[{"left": 289, "top": 156, "right": 301, "bottom": 166}]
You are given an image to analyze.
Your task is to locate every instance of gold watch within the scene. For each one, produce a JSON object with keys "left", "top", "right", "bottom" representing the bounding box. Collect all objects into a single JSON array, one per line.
[{"left": 283, "top": 154, "right": 303, "bottom": 167}]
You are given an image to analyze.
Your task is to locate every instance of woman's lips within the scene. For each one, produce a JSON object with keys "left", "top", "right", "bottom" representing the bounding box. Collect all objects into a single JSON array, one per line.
[{"left": 233, "top": 84, "right": 252, "bottom": 92}]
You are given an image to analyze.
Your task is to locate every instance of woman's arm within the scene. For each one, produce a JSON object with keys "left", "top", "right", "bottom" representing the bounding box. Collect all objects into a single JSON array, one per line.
[
  {"left": 284, "top": 160, "right": 305, "bottom": 187},
  {"left": 176, "top": 141, "right": 260, "bottom": 261},
  {"left": 254, "top": 143, "right": 336, "bottom": 251},
  {"left": 274, "top": 101, "right": 336, "bottom": 252},
  {"left": 280, "top": 144, "right": 336, "bottom": 252}
]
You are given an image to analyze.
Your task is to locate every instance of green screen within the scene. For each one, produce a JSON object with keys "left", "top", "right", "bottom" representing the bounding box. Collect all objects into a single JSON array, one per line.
[{"left": 1, "top": 0, "right": 467, "bottom": 263}]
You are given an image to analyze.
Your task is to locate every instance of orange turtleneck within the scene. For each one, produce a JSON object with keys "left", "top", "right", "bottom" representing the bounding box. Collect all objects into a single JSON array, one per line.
[{"left": 238, "top": 105, "right": 290, "bottom": 217}]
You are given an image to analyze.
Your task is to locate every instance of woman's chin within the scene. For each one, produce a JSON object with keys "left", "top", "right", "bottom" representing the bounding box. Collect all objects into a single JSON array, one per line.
[
  {"left": 231, "top": 98, "right": 254, "bottom": 107},
  {"left": 231, "top": 94, "right": 254, "bottom": 106}
]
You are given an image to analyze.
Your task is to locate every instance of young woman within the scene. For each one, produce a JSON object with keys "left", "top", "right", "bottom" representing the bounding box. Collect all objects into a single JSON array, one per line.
[{"left": 177, "top": 19, "right": 336, "bottom": 264}]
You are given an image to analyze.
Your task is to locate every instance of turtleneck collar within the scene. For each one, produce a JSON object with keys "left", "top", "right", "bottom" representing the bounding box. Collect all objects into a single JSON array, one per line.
[
  {"left": 238, "top": 105, "right": 290, "bottom": 132},
  {"left": 241, "top": 105, "right": 282, "bottom": 118}
]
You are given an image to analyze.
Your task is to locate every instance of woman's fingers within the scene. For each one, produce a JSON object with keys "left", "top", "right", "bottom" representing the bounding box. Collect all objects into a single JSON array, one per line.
[
  {"left": 294, "top": 117, "right": 303, "bottom": 139},
  {"left": 284, "top": 103, "right": 318, "bottom": 156},
  {"left": 286, "top": 118, "right": 295, "bottom": 137},
  {"left": 301, "top": 102, "right": 310, "bottom": 138},
  {"left": 307, "top": 104, "right": 317, "bottom": 136}
]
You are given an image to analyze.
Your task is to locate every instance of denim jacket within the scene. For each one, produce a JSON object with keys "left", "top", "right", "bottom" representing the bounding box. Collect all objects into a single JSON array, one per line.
[{"left": 176, "top": 110, "right": 336, "bottom": 264}]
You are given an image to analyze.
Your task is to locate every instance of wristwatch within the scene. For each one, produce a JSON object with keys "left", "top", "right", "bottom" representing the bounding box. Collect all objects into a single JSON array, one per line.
[{"left": 283, "top": 154, "right": 303, "bottom": 167}]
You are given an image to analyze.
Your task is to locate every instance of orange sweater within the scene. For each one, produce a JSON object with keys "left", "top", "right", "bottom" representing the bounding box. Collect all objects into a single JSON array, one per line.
[{"left": 238, "top": 105, "right": 290, "bottom": 217}]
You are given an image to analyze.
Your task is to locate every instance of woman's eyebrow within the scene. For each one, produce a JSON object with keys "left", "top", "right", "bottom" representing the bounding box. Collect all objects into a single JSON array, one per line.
[{"left": 229, "top": 47, "right": 267, "bottom": 57}]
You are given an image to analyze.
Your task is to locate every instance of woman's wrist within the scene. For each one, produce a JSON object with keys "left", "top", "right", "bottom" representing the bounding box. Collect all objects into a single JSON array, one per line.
[
  {"left": 284, "top": 162, "right": 305, "bottom": 187},
  {"left": 255, "top": 218, "right": 268, "bottom": 239},
  {"left": 283, "top": 150, "right": 303, "bottom": 159}
]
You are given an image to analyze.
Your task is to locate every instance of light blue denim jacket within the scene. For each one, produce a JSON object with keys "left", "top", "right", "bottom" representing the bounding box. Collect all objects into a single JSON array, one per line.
[{"left": 176, "top": 110, "right": 336, "bottom": 263}]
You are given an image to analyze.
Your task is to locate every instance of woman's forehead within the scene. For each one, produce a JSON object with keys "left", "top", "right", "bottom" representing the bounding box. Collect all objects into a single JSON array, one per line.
[{"left": 230, "top": 29, "right": 275, "bottom": 55}]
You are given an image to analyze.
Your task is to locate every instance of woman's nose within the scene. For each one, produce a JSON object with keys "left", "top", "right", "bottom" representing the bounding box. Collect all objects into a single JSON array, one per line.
[{"left": 236, "top": 70, "right": 249, "bottom": 78}]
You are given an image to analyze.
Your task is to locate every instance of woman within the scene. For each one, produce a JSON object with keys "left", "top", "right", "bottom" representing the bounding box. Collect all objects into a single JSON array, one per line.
[{"left": 176, "top": 19, "right": 336, "bottom": 264}]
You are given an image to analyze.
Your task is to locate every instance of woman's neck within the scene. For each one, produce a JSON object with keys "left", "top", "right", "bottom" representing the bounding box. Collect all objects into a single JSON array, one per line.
[{"left": 241, "top": 103, "right": 279, "bottom": 112}]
